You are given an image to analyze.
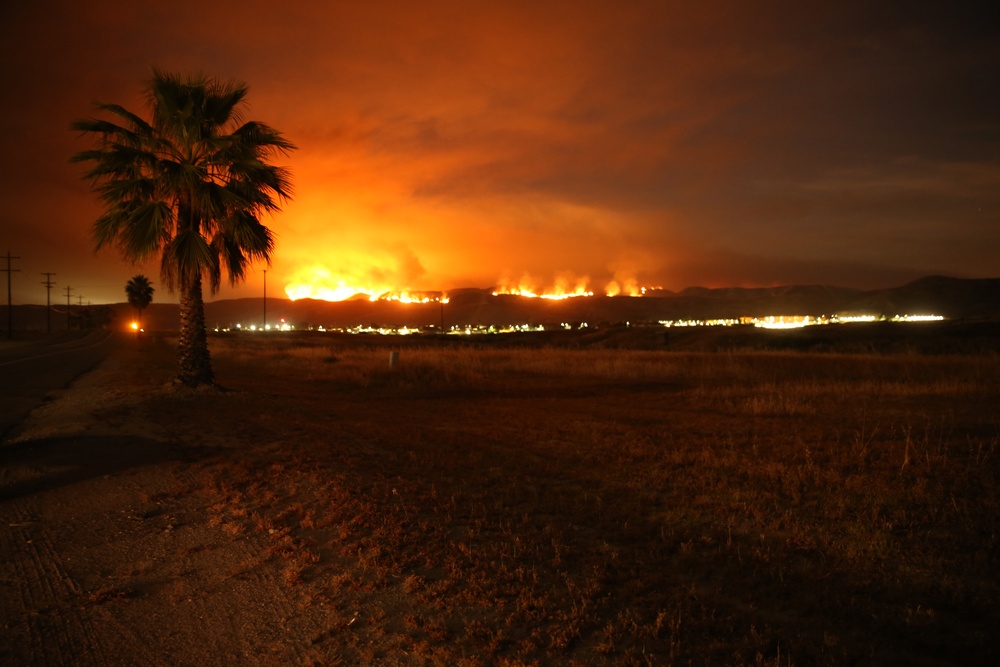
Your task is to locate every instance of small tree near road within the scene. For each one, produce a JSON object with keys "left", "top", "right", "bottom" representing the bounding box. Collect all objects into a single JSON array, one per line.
[{"left": 125, "top": 274, "right": 154, "bottom": 331}]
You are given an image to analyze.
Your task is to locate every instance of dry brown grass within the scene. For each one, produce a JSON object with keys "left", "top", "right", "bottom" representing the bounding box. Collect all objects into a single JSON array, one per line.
[{"left": 138, "top": 333, "right": 999, "bottom": 665}]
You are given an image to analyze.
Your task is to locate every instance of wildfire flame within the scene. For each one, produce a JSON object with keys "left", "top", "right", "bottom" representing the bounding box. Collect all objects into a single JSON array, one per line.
[
  {"left": 492, "top": 284, "right": 594, "bottom": 300},
  {"left": 286, "top": 282, "right": 374, "bottom": 302},
  {"left": 379, "top": 291, "right": 449, "bottom": 304},
  {"left": 285, "top": 267, "right": 656, "bottom": 303},
  {"left": 493, "top": 273, "right": 594, "bottom": 300},
  {"left": 606, "top": 278, "right": 646, "bottom": 297},
  {"left": 493, "top": 274, "right": 654, "bottom": 299},
  {"left": 285, "top": 268, "right": 447, "bottom": 303}
]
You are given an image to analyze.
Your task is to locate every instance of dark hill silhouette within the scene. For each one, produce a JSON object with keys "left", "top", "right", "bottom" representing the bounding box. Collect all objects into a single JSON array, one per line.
[
  {"left": 7, "top": 276, "right": 999, "bottom": 334},
  {"left": 143, "top": 276, "right": 1000, "bottom": 331}
]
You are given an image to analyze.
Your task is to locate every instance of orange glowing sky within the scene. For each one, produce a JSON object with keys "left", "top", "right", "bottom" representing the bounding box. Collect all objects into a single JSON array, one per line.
[{"left": 1, "top": 1, "right": 998, "bottom": 304}]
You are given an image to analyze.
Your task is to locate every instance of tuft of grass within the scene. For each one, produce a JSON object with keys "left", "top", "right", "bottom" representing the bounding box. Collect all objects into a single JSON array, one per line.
[{"left": 82, "top": 584, "right": 133, "bottom": 606}]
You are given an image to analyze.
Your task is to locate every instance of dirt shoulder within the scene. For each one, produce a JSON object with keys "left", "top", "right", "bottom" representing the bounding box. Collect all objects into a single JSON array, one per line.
[{"left": 0, "top": 338, "right": 329, "bottom": 667}]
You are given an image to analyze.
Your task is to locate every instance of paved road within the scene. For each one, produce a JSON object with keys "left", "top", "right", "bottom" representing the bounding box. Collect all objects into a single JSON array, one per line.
[{"left": 0, "top": 330, "right": 119, "bottom": 440}]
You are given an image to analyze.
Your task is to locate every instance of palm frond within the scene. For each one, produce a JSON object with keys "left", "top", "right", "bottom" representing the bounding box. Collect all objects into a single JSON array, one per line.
[
  {"left": 121, "top": 201, "right": 173, "bottom": 259},
  {"left": 92, "top": 208, "right": 130, "bottom": 251},
  {"left": 206, "top": 235, "right": 229, "bottom": 292},
  {"left": 82, "top": 146, "right": 158, "bottom": 182},
  {"left": 203, "top": 78, "right": 249, "bottom": 128},
  {"left": 92, "top": 200, "right": 172, "bottom": 262},
  {"left": 225, "top": 211, "right": 276, "bottom": 258},
  {"left": 70, "top": 117, "right": 128, "bottom": 137},
  {"left": 95, "top": 103, "right": 154, "bottom": 134},
  {"left": 222, "top": 166, "right": 293, "bottom": 214},
  {"left": 207, "top": 210, "right": 275, "bottom": 290},
  {"left": 160, "top": 227, "right": 214, "bottom": 291},
  {"left": 69, "top": 148, "right": 110, "bottom": 165},
  {"left": 95, "top": 176, "right": 156, "bottom": 204},
  {"left": 230, "top": 121, "right": 296, "bottom": 155}
]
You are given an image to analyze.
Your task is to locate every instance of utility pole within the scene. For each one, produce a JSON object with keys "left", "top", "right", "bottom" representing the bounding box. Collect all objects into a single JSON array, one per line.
[
  {"left": 41, "top": 272, "right": 56, "bottom": 334},
  {"left": 64, "top": 285, "right": 73, "bottom": 330},
  {"left": 77, "top": 294, "right": 85, "bottom": 330},
  {"left": 263, "top": 268, "right": 267, "bottom": 330},
  {"left": 3, "top": 251, "right": 20, "bottom": 339}
]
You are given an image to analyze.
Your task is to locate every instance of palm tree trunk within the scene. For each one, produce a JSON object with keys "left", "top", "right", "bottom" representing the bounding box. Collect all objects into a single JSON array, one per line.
[{"left": 177, "top": 273, "right": 214, "bottom": 386}]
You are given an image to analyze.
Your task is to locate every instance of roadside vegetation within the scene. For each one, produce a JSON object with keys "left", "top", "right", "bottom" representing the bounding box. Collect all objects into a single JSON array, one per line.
[{"left": 119, "top": 334, "right": 999, "bottom": 665}]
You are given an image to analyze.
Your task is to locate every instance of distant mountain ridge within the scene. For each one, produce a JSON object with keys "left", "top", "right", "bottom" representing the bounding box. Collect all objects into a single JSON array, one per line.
[
  {"left": 178, "top": 275, "right": 1000, "bottom": 331},
  {"left": 8, "top": 276, "right": 999, "bottom": 332}
]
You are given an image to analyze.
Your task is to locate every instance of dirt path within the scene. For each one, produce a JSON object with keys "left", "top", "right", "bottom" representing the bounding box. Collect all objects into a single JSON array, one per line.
[
  {"left": 0, "top": 330, "right": 118, "bottom": 439},
  {"left": 0, "top": 338, "right": 326, "bottom": 666}
]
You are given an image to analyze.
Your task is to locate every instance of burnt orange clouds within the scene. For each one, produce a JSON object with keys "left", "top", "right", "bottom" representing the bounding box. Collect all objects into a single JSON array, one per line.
[{"left": 1, "top": 1, "right": 997, "bottom": 304}]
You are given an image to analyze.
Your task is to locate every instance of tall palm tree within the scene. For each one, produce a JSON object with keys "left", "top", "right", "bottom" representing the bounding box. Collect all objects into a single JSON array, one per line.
[
  {"left": 71, "top": 70, "right": 294, "bottom": 386},
  {"left": 125, "top": 274, "right": 154, "bottom": 330}
]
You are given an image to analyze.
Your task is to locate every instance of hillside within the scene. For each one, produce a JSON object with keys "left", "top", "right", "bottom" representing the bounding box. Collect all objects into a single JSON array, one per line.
[{"left": 7, "top": 276, "right": 999, "bottom": 334}]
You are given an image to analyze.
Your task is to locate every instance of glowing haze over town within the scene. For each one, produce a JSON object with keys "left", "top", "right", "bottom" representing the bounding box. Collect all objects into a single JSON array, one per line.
[{"left": 1, "top": 1, "right": 997, "bottom": 306}]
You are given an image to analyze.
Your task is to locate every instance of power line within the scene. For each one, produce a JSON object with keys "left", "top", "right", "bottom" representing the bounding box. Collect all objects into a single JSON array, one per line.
[
  {"left": 3, "top": 250, "right": 20, "bottom": 339},
  {"left": 64, "top": 285, "right": 73, "bottom": 330},
  {"left": 41, "top": 272, "right": 56, "bottom": 334}
]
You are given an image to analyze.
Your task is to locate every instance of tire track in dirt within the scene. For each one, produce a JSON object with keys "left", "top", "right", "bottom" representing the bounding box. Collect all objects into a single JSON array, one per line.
[
  {"left": 1, "top": 338, "right": 324, "bottom": 666},
  {"left": 0, "top": 436, "right": 319, "bottom": 666},
  {"left": 3, "top": 498, "right": 108, "bottom": 665}
]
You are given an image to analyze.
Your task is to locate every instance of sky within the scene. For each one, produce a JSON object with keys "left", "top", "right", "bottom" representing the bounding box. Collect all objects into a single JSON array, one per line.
[{"left": 1, "top": 0, "right": 998, "bottom": 305}]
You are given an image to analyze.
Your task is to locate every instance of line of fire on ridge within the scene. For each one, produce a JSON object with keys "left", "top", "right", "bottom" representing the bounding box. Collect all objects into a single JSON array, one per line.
[{"left": 285, "top": 285, "right": 661, "bottom": 303}]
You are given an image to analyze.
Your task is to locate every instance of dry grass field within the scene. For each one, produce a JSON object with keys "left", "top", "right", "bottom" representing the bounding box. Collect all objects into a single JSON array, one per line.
[{"left": 4, "top": 329, "right": 999, "bottom": 665}]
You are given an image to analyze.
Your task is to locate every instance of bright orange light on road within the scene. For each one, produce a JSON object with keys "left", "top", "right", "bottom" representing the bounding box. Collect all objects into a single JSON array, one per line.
[{"left": 130, "top": 321, "right": 139, "bottom": 331}]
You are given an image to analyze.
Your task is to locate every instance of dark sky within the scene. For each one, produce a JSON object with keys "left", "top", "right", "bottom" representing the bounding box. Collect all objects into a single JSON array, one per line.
[{"left": 1, "top": 0, "right": 997, "bottom": 304}]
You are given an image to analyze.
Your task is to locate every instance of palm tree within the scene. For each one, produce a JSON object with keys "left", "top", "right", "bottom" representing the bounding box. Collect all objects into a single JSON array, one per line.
[
  {"left": 71, "top": 70, "right": 294, "bottom": 386},
  {"left": 125, "top": 274, "right": 154, "bottom": 331}
]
